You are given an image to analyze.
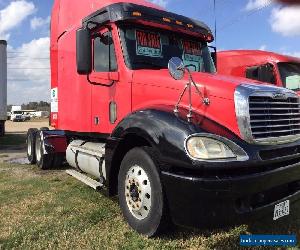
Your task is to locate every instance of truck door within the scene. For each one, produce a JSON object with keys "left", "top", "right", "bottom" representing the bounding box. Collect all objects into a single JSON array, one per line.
[{"left": 89, "top": 27, "right": 131, "bottom": 134}]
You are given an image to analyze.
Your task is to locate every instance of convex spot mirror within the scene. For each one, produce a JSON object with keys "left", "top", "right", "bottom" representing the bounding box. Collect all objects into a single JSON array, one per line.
[
  {"left": 76, "top": 28, "right": 92, "bottom": 75},
  {"left": 168, "top": 57, "right": 185, "bottom": 80}
]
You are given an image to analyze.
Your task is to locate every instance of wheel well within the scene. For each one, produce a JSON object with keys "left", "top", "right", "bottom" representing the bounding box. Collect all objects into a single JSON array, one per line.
[{"left": 108, "top": 134, "right": 152, "bottom": 196}]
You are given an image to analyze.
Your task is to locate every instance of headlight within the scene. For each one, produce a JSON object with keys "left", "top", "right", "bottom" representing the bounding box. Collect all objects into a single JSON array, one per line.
[{"left": 186, "top": 136, "right": 236, "bottom": 160}]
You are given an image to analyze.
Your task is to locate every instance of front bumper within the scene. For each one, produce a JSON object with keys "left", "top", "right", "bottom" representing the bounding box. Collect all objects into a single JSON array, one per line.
[{"left": 161, "top": 161, "right": 300, "bottom": 228}]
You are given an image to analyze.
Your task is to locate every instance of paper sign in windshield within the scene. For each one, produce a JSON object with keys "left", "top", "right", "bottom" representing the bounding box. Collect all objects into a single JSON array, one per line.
[
  {"left": 136, "top": 30, "right": 162, "bottom": 57},
  {"left": 182, "top": 40, "right": 202, "bottom": 62}
]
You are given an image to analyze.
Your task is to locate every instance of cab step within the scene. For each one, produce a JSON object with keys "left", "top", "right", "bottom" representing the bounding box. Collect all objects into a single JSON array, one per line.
[{"left": 66, "top": 169, "right": 103, "bottom": 190}]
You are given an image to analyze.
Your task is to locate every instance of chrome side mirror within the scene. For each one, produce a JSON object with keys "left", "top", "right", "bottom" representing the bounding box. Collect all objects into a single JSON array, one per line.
[{"left": 168, "top": 57, "right": 185, "bottom": 80}]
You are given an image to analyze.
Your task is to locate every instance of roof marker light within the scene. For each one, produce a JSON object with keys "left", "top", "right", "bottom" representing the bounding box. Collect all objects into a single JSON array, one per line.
[
  {"left": 163, "top": 17, "right": 171, "bottom": 23},
  {"left": 207, "top": 34, "right": 213, "bottom": 42},
  {"left": 187, "top": 24, "right": 194, "bottom": 28},
  {"left": 176, "top": 20, "right": 183, "bottom": 25},
  {"left": 132, "top": 11, "right": 142, "bottom": 16}
]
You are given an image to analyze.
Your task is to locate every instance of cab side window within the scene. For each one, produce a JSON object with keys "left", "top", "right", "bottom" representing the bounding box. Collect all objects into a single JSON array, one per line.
[
  {"left": 246, "top": 66, "right": 259, "bottom": 80},
  {"left": 246, "top": 64, "right": 276, "bottom": 84},
  {"left": 94, "top": 31, "right": 117, "bottom": 72}
]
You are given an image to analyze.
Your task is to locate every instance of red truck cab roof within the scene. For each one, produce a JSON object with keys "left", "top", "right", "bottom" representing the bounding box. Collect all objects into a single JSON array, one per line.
[
  {"left": 217, "top": 50, "right": 300, "bottom": 94},
  {"left": 51, "top": 0, "right": 213, "bottom": 42},
  {"left": 52, "top": 0, "right": 162, "bottom": 40},
  {"left": 218, "top": 50, "right": 300, "bottom": 67}
]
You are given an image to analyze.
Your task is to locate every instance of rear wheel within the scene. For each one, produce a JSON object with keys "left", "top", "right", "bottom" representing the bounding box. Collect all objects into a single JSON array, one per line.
[
  {"left": 27, "top": 128, "right": 38, "bottom": 164},
  {"left": 118, "top": 147, "right": 169, "bottom": 237},
  {"left": 40, "top": 127, "right": 49, "bottom": 131},
  {"left": 35, "top": 131, "right": 54, "bottom": 170}
]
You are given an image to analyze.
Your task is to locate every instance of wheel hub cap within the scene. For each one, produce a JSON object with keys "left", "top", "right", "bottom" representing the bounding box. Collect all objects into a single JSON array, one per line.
[
  {"left": 130, "top": 184, "right": 139, "bottom": 202},
  {"left": 125, "top": 165, "right": 151, "bottom": 220}
]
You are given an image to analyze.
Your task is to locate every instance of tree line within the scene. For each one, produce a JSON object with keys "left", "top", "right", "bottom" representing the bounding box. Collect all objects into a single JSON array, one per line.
[{"left": 8, "top": 101, "right": 50, "bottom": 112}]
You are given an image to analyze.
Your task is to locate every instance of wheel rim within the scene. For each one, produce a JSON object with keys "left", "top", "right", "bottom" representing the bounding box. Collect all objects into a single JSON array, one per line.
[
  {"left": 35, "top": 134, "right": 42, "bottom": 162},
  {"left": 125, "top": 165, "right": 152, "bottom": 220},
  {"left": 27, "top": 134, "right": 32, "bottom": 156}
]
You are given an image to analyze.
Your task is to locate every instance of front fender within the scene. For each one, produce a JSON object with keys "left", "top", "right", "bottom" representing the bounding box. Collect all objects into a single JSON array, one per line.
[
  {"left": 104, "top": 108, "right": 247, "bottom": 196},
  {"left": 109, "top": 108, "right": 232, "bottom": 170}
]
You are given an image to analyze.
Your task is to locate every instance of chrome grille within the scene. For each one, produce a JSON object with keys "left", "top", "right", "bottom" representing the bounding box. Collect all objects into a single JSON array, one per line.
[{"left": 249, "top": 95, "right": 300, "bottom": 140}]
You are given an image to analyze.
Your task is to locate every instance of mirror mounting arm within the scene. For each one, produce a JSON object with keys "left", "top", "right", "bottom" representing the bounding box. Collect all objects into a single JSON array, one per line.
[
  {"left": 169, "top": 57, "right": 210, "bottom": 123},
  {"left": 187, "top": 69, "right": 210, "bottom": 105},
  {"left": 174, "top": 67, "right": 210, "bottom": 122}
]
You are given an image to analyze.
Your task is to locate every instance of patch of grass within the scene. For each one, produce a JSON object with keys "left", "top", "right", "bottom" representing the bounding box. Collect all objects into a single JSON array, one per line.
[
  {"left": 0, "top": 162, "right": 299, "bottom": 249},
  {"left": 0, "top": 134, "right": 26, "bottom": 146}
]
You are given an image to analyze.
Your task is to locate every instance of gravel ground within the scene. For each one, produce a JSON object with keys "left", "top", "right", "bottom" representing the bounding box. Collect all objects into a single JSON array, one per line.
[
  {"left": 5, "top": 119, "right": 50, "bottom": 133},
  {"left": 0, "top": 120, "right": 50, "bottom": 163}
]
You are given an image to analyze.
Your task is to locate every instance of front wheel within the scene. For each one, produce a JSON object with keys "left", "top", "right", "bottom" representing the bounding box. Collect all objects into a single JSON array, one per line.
[{"left": 118, "top": 147, "right": 170, "bottom": 237}]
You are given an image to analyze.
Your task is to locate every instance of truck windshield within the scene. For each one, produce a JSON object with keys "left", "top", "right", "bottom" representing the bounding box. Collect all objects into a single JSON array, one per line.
[
  {"left": 278, "top": 62, "right": 300, "bottom": 91},
  {"left": 119, "top": 25, "right": 216, "bottom": 73}
]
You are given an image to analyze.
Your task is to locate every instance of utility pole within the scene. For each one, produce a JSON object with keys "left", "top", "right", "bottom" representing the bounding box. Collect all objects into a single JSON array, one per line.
[{"left": 0, "top": 40, "right": 7, "bottom": 136}]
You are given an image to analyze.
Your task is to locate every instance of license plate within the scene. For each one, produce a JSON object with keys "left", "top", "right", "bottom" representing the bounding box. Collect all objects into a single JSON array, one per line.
[{"left": 273, "top": 200, "right": 289, "bottom": 220}]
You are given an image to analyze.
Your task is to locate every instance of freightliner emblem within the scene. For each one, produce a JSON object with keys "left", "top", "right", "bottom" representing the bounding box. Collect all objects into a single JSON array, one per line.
[{"left": 272, "top": 93, "right": 287, "bottom": 100}]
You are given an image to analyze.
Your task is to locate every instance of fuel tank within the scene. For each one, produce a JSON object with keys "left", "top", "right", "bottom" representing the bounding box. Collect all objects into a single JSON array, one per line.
[{"left": 66, "top": 140, "right": 106, "bottom": 179}]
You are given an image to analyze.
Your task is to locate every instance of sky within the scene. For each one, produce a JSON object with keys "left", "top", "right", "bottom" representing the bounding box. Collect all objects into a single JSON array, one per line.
[{"left": 0, "top": 0, "right": 299, "bottom": 105}]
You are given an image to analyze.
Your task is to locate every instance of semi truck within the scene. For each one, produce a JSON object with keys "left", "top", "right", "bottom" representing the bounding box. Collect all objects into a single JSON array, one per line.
[
  {"left": 10, "top": 111, "right": 26, "bottom": 122},
  {"left": 10, "top": 106, "right": 26, "bottom": 122},
  {"left": 26, "top": 0, "right": 300, "bottom": 236},
  {"left": 217, "top": 50, "right": 300, "bottom": 93}
]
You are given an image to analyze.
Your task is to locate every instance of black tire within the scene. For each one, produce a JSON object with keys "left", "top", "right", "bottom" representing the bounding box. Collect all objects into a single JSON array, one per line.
[
  {"left": 52, "top": 154, "right": 65, "bottom": 168},
  {"left": 118, "top": 147, "right": 170, "bottom": 237},
  {"left": 26, "top": 128, "right": 38, "bottom": 164},
  {"left": 35, "top": 131, "right": 54, "bottom": 170}
]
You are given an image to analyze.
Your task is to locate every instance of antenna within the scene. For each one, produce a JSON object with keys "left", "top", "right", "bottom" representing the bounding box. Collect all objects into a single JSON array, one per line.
[{"left": 214, "top": 0, "right": 217, "bottom": 47}]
